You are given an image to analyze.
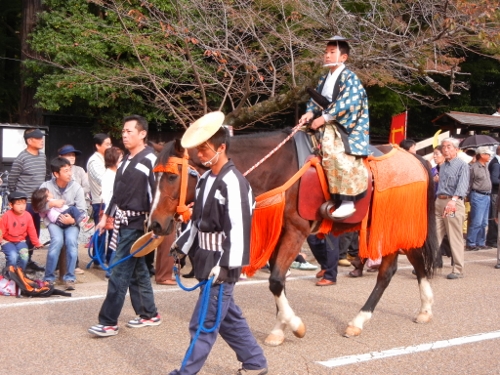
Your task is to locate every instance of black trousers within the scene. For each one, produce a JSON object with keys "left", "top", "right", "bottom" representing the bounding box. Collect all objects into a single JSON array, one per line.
[
  {"left": 307, "top": 233, "right": 339, "bottom": 282},
  {"left": 26, "top": 203, "right": 41, "bottom": 261},
  {"left": 486, "top": 192, "right": 498, "bottom": 246},
  {"left": 339, "top": 231, "right": 359, "bottom": 259}
]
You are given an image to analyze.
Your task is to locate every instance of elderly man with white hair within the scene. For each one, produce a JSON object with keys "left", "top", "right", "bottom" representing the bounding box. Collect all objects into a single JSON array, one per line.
[
  {"left": 466, "top": 146, "right": 494, "bottom": 252},
  {"left": 435, "top": 138, "right": 470, "bottom": 279}
]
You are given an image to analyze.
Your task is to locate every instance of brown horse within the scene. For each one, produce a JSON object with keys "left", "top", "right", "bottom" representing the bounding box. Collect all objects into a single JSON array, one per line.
[{"left": 149, "top": 129, "right": 439, "bottom": 346}]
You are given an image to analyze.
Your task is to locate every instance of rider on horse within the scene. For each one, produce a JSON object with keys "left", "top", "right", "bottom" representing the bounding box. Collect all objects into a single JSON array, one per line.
[{"left": 299, "top": 35, "right": 370, "bottom": 220}]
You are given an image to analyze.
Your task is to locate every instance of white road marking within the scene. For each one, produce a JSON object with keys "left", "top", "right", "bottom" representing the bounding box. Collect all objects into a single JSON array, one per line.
[{"left": 317, "top": 330, "right": 500, "bottom": 368}]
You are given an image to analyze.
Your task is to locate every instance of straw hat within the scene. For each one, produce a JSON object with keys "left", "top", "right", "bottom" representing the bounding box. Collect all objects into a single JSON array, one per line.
[
  {"left": 181, "top": 111, "right": 225, "bottom": 149},
  {"left": 130, "top": 231, "right": 164, "bottom": 257}
]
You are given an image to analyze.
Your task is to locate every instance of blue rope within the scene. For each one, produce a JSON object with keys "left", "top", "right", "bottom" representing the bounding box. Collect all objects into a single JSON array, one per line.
[
  {"left": 86, "top": 231, "right": 154, "bottom": 271},
  {"left": 174, "top": 265, "right": 224, "bottom": 371}
]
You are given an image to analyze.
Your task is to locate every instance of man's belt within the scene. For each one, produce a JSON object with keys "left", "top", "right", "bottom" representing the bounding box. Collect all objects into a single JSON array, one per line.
[
  {"left": 109, "top": 208, "right": 148, "bottom": 251},
  {"left": 471, "top": 190, "right": 490, "bottom": 196},
  {"left": 437, "top": 195, "right": 463, "bottom": 200}
]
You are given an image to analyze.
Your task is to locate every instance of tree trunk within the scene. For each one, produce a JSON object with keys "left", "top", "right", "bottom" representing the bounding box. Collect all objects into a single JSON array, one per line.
[{"left": 19, "top": 0, "right": 42, "bottom": 125}]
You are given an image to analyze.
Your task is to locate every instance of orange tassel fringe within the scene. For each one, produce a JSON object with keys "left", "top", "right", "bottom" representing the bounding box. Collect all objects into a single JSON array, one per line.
[
  {"left": 359, "top": 148, "right": 429, "bottom": 259},
  {"left": 243, "top": 192, "right": 285, "bottom": 277}
]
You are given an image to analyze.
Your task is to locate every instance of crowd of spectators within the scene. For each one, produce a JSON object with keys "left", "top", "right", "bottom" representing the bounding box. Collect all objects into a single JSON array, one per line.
[{"left": 0, "top": 125, "right": 175, "bottom": 291}]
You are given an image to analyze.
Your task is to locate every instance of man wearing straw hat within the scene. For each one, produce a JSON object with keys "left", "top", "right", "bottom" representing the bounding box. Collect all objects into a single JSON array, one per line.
[
  {"left": 88, "top": 115, "right": 161, "bottom": 337},
  {"left": 299, "top": 35, "right": 370, "bottom": 220},
  {"left": 170, "top": 112, "right": 268, "bottom": 375}
]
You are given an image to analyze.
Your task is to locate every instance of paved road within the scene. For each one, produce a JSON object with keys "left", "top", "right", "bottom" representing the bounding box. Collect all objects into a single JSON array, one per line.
[{"left": 1, "top": 246, "right": 500, "bottom": 375}]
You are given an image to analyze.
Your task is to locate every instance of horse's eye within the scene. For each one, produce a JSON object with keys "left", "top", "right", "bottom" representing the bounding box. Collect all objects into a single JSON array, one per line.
[{"left": 167, "top": 174, "right": 178, "bottom": 182}]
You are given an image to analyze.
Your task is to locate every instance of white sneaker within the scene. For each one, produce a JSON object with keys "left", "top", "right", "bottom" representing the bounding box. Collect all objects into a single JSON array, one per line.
[
  {"left": 297, "top": 261, "right": 318, "bottom": 270},
  {"left": 332, "top": 201, "right": 356, "bottom": 219}
]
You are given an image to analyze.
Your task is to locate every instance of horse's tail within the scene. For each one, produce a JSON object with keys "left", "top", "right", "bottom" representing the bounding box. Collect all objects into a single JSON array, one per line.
[{"left": 415, "top": 155, "right": 442, "bottom": 277}]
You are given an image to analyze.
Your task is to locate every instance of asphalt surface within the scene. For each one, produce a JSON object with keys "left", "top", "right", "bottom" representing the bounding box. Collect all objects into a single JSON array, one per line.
[{"left": 1, "top": 245, "right": 500, "bottom": 375}]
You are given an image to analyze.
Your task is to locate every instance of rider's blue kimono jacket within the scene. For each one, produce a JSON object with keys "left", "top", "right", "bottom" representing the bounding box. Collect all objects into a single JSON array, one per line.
[{"left": 306, "top": 68, "right": 370, "bottom": 156}]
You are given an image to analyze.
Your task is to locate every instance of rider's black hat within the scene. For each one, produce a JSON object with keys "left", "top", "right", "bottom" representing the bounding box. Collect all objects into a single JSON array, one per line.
[{"left": 323, "top": 35, "right": 351, "bottom": 43}]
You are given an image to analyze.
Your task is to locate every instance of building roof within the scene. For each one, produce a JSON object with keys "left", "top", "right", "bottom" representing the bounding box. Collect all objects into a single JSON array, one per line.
[{"left": 432, "top": 111, "right": 500, "bottom": 132}]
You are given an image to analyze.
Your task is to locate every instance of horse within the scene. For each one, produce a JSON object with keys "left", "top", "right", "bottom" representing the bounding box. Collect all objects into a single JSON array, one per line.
[{"left": 148, "top": 129, "right": 440, "bottom": 346}]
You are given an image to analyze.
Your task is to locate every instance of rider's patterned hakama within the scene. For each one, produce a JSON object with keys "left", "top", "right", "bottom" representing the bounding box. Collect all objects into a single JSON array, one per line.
[{"left": 307, "top": 68, "right": 370, "bottom": 201}]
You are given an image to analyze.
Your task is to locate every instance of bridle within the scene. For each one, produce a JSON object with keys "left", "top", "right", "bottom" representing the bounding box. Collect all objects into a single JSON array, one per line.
[{"left": 153, "top": 151, "right": 199, "bottom": 223}]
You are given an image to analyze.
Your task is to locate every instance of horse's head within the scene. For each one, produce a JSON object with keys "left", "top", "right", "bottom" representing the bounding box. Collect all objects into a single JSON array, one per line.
[{"left": 149, "top": 139, "right": 198, "bottom": 236}]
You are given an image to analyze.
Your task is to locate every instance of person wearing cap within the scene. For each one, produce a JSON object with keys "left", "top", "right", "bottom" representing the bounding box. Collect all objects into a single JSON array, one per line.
[
  {"left": 0, "top": 191, "right": 43, "bottom": 270},
  {"left": 88, "top": 115, "right": 161, "bottom": 337},
  {"left": 170, "top": 112, "right": 268, "bottom": 375},
  {"left": 8, "top": 128, "right": 47, "bottom": 272},
  {"left": 466, "top": 146, "right": 494, "bottom": 251},
  {"left": 299, "top": 36, "right": 369, "bottom": 220},
  {"left": 58, "top": 144, "right": 90, "bottom": 201},
  {"left": 58, "top": 144, "right": 92, "bottom": 275}
]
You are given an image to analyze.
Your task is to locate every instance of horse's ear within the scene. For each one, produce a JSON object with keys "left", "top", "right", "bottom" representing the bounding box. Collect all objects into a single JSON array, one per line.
[
  {"left": 174, "top": 139, "right": 185, "bottom": 156},
  {"left": 150, "top": 141, "right": 164, "bottom": 154}
]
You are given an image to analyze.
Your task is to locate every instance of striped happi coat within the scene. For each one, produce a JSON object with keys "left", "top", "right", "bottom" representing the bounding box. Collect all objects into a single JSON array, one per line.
[{"left": 176, "top": 160, "right": 254, "bottom": 283}]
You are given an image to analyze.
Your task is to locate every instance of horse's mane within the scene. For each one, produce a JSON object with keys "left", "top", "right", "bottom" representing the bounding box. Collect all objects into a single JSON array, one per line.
[{"left": 156, "top": 140, "right": 181, "bottom": 167}]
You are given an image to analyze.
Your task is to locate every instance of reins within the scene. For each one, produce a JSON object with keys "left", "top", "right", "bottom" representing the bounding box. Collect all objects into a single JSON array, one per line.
[
  {"left": 243, "top": 123, "right": 305, "bottom": 176},
  {"left": 86, "top": 231, "right": 157, "bottom": 271}
]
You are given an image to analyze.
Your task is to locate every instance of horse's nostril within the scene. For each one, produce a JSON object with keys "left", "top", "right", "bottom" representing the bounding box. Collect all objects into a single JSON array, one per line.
[{"left": 150, "top": 221, "right": 162, "bottom": 234}]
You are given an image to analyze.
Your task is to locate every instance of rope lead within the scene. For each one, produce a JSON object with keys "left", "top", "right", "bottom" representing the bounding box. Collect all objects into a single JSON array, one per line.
[
  {"left": 174, "top": 265, "right": 224, "bottom": 371},
  {"left": 86, "top": 231, "right": 154, "bottom": 271}
]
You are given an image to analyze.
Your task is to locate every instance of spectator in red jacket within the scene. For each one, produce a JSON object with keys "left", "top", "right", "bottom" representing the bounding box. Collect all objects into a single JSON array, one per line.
[{"left": 0, "top": 191, "right": 42, "bottom": 270}]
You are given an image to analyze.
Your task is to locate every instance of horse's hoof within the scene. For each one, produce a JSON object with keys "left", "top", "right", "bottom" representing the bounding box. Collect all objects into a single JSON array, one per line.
[
  {"left": 344, "top": 325, "right": 362, "bottom": 337},
  {"left": 264, "top": 333, "right": 285, "bottom": 347},
  {"left": 414, "top": 312, "right": 432, "bottom": 324},
  {"left": 292, "top": 321, "right": 306, "bottom": 338}
]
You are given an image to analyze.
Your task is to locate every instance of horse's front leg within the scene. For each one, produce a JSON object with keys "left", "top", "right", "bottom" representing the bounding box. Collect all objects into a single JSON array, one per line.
[
  {"left": 263, "top": 190, "right": 309, "bottom": 346},
  {"left": 265, "top": 265, "right": 306, "bottom": 347},
  {"left": 345, "top": 252, "right": 399, "bottom": 337}
]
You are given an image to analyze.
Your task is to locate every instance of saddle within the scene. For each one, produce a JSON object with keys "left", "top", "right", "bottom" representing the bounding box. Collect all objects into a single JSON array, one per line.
[
  {"left": 294, "top": 131, "right": 381, "bottom": 224},
  {"left": 297, "top": 155, "right": 373, "bottom": 224}
]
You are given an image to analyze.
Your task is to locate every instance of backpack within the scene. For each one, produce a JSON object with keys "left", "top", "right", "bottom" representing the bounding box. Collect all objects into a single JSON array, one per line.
[{"left": 5, "top": 265, "right": 71, "bottom": 297}]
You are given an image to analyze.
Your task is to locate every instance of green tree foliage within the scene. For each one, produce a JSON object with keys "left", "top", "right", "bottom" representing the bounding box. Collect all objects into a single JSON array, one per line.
[{"left": 25, "top": 0, "right": 500, "bottom": 135}]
